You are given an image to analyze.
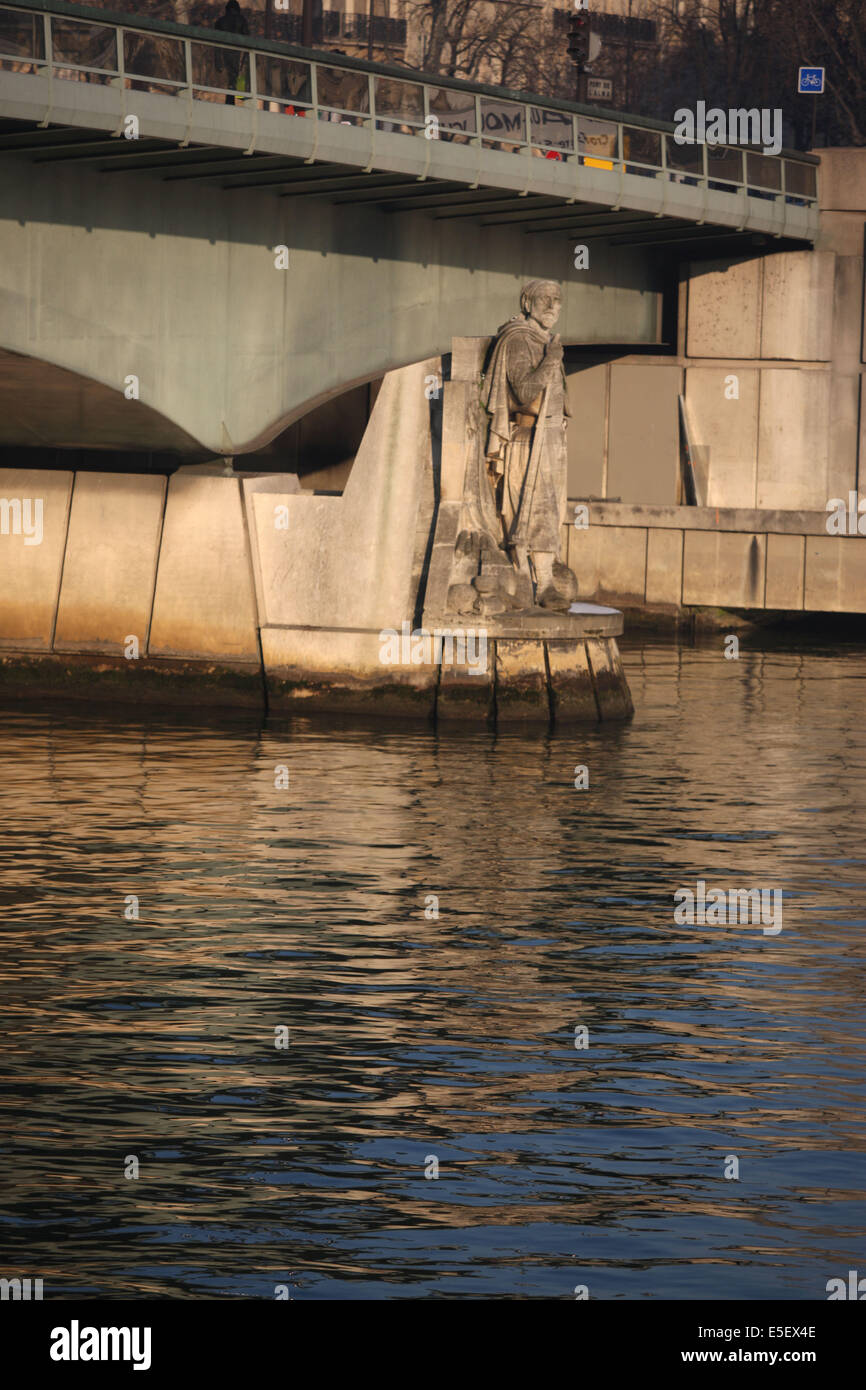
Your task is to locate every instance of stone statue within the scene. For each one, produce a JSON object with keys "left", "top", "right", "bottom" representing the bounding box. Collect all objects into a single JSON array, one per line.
[{"left": 448, "top": 279, "right": 580, "bottom": 615}]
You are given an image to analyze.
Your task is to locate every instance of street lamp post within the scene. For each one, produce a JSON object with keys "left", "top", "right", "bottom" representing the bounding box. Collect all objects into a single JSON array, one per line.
[{"left": 625, "top": 0, "right": 633, "bottom": 109}]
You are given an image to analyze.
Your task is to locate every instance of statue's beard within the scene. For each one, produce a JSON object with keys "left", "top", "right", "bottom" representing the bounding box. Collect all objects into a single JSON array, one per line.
[{"left": 527, "top": 314, "right": 553, "bottom": 339}]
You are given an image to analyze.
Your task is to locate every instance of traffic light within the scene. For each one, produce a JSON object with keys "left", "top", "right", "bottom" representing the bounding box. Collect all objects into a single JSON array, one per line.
[{"left": 567, "top": 11, "right": 591, "bottom": 69}]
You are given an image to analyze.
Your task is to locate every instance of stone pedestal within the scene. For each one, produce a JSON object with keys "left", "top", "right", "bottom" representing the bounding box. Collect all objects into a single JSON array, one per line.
[{"left": 260, "top": 607, "right": 632, "bottom": 724}]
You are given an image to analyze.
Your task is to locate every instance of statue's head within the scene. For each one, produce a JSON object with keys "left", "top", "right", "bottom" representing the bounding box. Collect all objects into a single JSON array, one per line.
[{"left": 521, "top": 279, "right": 562, "bottom": 332}]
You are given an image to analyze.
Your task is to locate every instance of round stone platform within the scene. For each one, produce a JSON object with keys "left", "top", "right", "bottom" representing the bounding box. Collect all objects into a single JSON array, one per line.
[
  {"left": 480, "top": 603, "right": 624, "bottom": 640},
  {"left": 262, "top": 605, "right": 634, "bottom": 724}
]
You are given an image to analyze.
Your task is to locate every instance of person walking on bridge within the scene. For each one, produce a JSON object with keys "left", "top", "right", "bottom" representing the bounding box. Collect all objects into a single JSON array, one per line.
[{"left": 214, "top": 0, "right": 249, "bottom": 106}]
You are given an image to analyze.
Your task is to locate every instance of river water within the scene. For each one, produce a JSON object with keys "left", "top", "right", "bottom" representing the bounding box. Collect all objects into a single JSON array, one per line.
[{"left": 1, "top": 638, "right": 864, "bottom": 1300}]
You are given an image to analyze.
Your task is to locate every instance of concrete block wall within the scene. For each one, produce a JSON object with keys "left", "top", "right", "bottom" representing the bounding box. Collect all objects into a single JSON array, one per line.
[
  {"left": 565, "top": 503, "right": 866, "bottom": 615},
  {"left": 149, "top": 473, "right": 259, "bottom": 663},
  {"left": 566, "top": 359, "right": 685, "bottom": 505},
  {"left": 0, "top": 468, "right": 72, "bottom": 651},
  {"left": 0, "top": 466, "right": 261, "bottom": 668},
  {"left": 567, "top": 149, "right": 866, "bottom": 516},
  {"left": 54, "top": 473, "right": 165, "bottom": 656},
  {"left": 683, "top": 150, "right": 865, "bottom": 512},
  {"left": 682, "top": 249, "right": 853, "bottom": 511}
]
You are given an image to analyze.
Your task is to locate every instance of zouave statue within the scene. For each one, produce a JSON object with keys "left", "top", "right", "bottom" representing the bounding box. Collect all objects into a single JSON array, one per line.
[{"left": 448, "top": 279, "right": 580, "bottom": 615}]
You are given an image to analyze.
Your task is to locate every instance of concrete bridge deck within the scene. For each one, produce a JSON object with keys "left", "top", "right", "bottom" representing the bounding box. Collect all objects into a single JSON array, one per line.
[{"left": 0, "top": 0, "right": 819, "bottom": 247}]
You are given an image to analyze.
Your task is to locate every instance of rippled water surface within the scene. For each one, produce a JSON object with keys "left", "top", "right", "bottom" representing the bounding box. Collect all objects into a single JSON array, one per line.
[{"left": 1, "top": 639, "right": 865, "bottom": 1299}]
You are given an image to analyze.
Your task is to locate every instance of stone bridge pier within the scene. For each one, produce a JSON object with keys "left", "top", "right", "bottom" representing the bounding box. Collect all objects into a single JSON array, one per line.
[{"left": 0, "top": 347, "right": 632, "bottom": 723}]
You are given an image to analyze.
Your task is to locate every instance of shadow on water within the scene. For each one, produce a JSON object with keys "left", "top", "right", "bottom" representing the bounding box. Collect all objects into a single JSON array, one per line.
[{"left": 0, "top": 640, "right": 864, "bottom": 1299}]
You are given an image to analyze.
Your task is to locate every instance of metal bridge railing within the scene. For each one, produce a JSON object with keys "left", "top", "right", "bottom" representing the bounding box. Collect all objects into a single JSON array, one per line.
[{"left": 0, "top": 2, "right": 819, "bottom": 206}]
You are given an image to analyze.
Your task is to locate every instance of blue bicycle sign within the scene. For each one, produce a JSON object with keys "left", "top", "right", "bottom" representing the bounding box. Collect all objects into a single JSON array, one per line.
[{"left": 798, "top": 67, "right": 825, "bottom": 94}]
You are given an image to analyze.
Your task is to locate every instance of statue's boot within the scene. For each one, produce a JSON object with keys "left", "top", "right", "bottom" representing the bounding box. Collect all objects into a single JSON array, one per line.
[
  {"left": 553, "top": 557, "right": 579, "bottom": 603},
  {"left": 533, "top": 552, "right": 579, "bottom": 610}
]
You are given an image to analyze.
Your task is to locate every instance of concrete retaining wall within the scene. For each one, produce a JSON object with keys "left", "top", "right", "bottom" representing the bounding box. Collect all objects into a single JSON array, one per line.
[
  {"left": 0, "top": 468, "right": 72, "bottom": 651},
  {"left": 149, "top": 471, "right": 259, "bottom": 663},
  {"left": 566, "top": 149, "right": 865, "bottom": 514},
  {"left": 566, "top": 502, "right": 866, "bottom": 615},
  {"left": 54, "top": 473, "right": 165, "bottom": 655},
  {"left": 0, "top": 463, "right": 260, "bottom": 673}
]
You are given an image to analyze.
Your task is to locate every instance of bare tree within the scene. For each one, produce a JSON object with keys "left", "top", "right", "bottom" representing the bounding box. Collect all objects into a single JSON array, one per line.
[
  {"left": 787, "top": 0, "right": 864, "bottom": 146},
  {"left": 653, "top": 0, "right": 864, "bottom": 147},
  {"left": 404, "top": 0, "right": 550, "bottom": 86}
]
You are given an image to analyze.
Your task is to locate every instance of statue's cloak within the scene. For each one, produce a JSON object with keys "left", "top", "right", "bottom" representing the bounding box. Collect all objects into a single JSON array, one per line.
[{"left": 480, "top": 316, "right": 570, "bottom": 468}]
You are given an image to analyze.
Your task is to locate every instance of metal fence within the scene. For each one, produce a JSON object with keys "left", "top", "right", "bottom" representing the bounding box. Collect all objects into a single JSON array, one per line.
[{"left": 0, "top": 1, "right": 818, "bottom": 203}]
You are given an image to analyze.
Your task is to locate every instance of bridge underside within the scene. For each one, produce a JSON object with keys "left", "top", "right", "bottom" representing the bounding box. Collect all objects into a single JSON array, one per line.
[
  {"left": 0, "top": 125, "right": 817, "bottom": 261},
  {"left": 0, "top": 347, "right": 202, "bottom": 456}
]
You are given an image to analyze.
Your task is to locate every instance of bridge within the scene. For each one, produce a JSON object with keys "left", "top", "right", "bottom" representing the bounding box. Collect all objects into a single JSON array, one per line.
[{"left": 0, "top": 0, "right": 820, "bottom": 460}]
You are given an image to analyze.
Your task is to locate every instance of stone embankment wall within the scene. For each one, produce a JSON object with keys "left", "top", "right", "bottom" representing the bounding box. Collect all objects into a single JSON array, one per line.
[{"left": 560, "top": 502, "right": 866, "bottom": 621}]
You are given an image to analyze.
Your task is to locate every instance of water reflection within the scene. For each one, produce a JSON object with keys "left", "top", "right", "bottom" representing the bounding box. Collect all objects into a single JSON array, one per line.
[{"left": 1, "top": 640, "right": 864, "bottom": 1299}]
